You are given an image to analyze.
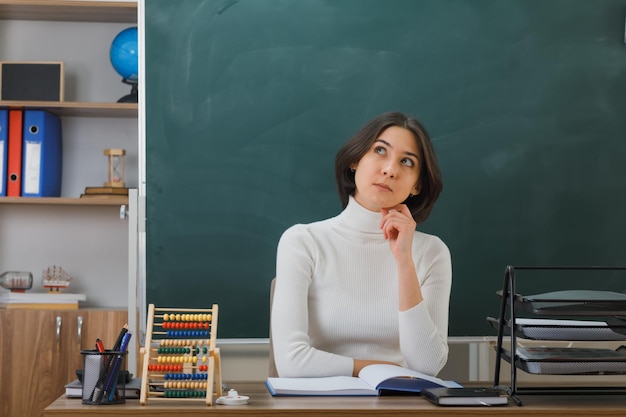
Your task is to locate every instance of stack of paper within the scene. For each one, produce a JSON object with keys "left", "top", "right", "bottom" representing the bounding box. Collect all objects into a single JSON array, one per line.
[{"left": 0, "top": 291, "right": 86, "bottom": 309}]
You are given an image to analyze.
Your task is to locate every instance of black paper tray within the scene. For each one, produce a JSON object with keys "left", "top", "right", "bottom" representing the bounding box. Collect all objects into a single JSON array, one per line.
[
  {"left": 498, "top": 347, "right": 626, "bottom": 375},
  {"left": 497, "top": 290, "right": 626, "bottom": 316},
  {"left": 487, "top": 317, "right": 626, "bottom": 341}
]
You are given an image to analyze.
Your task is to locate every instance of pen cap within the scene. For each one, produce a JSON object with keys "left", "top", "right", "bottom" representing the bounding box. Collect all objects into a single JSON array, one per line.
[{"left": 80, "top": 349, "right": 127, "bottom": 405}]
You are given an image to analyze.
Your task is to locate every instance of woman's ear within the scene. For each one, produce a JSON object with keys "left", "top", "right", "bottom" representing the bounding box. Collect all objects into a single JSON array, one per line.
[
  {"left": 412, "top": 183, "right": 421, "bottom": 196},
  {"left": 350, "top": 162, "right": 357, "bottom": 172}
]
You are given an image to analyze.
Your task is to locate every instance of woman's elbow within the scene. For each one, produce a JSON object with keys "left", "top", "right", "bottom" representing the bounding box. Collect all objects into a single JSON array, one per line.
[
  {"left": 430, "top": 346, "right": 449, "bottom": 376},
  {"left": 407, "top": 344, "right": 449, "bottom": 376}
]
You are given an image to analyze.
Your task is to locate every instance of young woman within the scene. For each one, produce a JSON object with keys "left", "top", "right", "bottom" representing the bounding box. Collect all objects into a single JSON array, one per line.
[{"left": 271, "top": 111, "right": 451, "bottom": 378}]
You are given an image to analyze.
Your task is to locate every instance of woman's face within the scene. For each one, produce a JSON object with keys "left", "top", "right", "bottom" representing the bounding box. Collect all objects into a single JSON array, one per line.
[{"left": 351, "top": 126, "right": 421, "bottom": 212}]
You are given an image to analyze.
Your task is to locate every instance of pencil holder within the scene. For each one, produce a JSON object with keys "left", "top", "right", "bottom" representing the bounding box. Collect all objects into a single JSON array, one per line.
[{"left": 81, "top": 349, "right": 127, "bottom": 405}]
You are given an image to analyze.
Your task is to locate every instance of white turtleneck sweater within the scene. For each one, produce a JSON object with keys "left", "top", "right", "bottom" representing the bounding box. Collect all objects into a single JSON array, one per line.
[{"left": 271, "top": 196, "right": 452, "bottom": 378}]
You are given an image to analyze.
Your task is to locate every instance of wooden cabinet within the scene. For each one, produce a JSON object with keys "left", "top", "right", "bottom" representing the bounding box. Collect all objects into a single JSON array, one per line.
[
  {"left": 0, "top": 310, "right": 67, "bottom": 417},
  {"left": 0, "top": 308, "right": 127, "bottom": 417}
]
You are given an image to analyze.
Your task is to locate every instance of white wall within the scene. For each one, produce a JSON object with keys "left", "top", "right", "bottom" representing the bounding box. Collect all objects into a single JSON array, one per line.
[{"left": 0, "top": 204, "right": 129, "bottom": 308}]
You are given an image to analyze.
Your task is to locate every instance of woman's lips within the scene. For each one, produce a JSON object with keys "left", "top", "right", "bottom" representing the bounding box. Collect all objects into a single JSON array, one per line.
[{"left": 374, "top": 183, "right": 392, "bottom": 191}]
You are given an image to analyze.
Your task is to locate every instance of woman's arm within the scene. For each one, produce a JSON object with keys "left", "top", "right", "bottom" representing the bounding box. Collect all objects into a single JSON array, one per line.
[
  {"left": 399, "top": 238, "right": 452, "bottom": 375},
  {"left": 380, "top": 205, "right": 426, "bottom": 310},
  {"left": 380, "top": 204, "right": 452, "bottom": 375},
  {"left": 271, "top": 225, "right": 354, "bottom": 378}
]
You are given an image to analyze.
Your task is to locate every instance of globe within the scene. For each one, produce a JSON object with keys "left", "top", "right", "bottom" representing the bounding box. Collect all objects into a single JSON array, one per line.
[{"left": 110, "top": 27, "right": 138, "bottom": 82}]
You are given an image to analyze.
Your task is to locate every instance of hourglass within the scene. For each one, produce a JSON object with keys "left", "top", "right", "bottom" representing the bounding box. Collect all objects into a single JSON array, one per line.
[{"left": 104, "top": 148, "right": 126, "bottom": 188}]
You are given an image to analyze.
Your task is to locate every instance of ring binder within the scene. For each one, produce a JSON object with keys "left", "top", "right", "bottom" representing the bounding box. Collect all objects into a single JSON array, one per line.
[
  {"left": 0, "top": 109, "right": 7, "bottom": 196},
  {"left": 21, "top": 110, "right": 62, "bottom": 197}
]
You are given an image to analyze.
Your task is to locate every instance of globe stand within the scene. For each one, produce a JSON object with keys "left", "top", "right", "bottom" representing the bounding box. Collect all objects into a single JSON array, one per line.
[{"left": 117, "top": 78, "right": 138, "bottom": 103}]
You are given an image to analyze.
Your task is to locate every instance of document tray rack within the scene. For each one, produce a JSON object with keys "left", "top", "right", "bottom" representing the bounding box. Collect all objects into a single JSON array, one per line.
[{"left": 490, "top": 265, "right": 626, "bottom": 405}]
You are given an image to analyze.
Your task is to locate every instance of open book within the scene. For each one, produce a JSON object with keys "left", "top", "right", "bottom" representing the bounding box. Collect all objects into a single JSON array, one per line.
[{"left": 265, "top": 364, "right": 462, "bottom": 396}]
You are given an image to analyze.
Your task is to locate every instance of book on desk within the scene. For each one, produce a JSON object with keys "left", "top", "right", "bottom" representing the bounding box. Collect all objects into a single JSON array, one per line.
[
  {"left": 65, "top": 377, "right": 142, "bottom": 399},
  {"left": 266, "top": 364, "right": 461, "bottom": 396},
  {"left": 421, "top": 387, "right": 508, "bottom": 406}
]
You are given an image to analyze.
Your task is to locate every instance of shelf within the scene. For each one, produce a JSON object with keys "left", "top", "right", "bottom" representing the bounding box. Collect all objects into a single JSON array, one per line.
[
  {"left": 0, "top": 101, "right": 137, "bottom": 118},
  {"left": 0, "top": 196, "right": 128, "bottom": 206},
  {"left": 0, "top": 1, "right": 137, "bottom": 23}
]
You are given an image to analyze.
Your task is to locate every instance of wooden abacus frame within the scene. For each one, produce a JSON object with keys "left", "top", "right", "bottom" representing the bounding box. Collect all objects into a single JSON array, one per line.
[{"left": 139, "top": 304, "right": 222, "bottom": 406}]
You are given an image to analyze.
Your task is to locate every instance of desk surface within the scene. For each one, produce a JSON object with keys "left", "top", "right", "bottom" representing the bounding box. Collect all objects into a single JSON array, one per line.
[{"left": 45, "top": 382, "right": 626, "bottom": 417}]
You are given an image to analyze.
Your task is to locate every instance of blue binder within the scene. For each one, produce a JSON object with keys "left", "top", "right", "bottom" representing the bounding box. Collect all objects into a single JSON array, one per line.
[
  {"left": 21, "top": 110, "right": 62, "bottom": 197},
  {"left": 0, "top": 109, "right": 7, "bottom": 196}
]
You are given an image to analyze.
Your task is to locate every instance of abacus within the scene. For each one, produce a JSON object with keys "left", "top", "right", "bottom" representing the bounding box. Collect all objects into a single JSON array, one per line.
[{"left": 139, "top": 304, "right": 222, "bottom": 406}]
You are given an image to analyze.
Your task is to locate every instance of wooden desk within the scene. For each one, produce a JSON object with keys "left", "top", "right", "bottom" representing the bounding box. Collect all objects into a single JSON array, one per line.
[{"left": 45, "top": 382, "right": 626, "bottom": 417}]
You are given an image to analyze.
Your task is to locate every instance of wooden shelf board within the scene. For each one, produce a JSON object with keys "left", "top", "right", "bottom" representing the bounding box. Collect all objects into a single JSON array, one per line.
[
  {"left": 0, "top": 100, "right": 137, "bottom": 117},
  {"left": 0, "top": 1, "right": 137, "bottom": 23},
  {"left": 0, "top": 196, "right": 128, "bottom": 206}
]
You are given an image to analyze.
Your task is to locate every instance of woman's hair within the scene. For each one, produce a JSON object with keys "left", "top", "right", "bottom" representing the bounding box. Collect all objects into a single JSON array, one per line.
[{"left": 334, "top": 111, "right": 443, "bottom": 224}]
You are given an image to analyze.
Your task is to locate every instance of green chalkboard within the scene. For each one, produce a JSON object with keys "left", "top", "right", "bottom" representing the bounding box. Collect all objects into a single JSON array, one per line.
[{"left": 145, "top": 0, "right": 626, "bottom": 338}]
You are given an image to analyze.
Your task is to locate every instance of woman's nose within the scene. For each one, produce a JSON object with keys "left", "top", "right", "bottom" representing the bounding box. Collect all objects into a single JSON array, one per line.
[{"left": 382, "top": 162, "right": 396, "bottom": 178}]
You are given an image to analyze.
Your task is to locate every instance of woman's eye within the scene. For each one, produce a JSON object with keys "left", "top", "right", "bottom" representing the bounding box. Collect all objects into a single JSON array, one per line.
[
  {"left": 401, "top": 158, "right": 415, "bottom": 167},
  {"left": 374, "top": 146, "right": 386, "bottom": 155}
]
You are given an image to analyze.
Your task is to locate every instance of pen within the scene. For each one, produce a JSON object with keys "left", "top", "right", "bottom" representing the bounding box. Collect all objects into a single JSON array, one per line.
[
  {"left": 103, "top": 324, "right": 129, "bottom": 384},
  {"left": 105, "top": 332, "right": 132, "bottom": 402},
  {"left": 96, "top": 338, "right": 106, "bottom": 367},
  {"left": 112, "top": 324, "right": 129, "bottom": 351},
  {"left": 95, "top": 338, "right": 105, "bottom": 353}
]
